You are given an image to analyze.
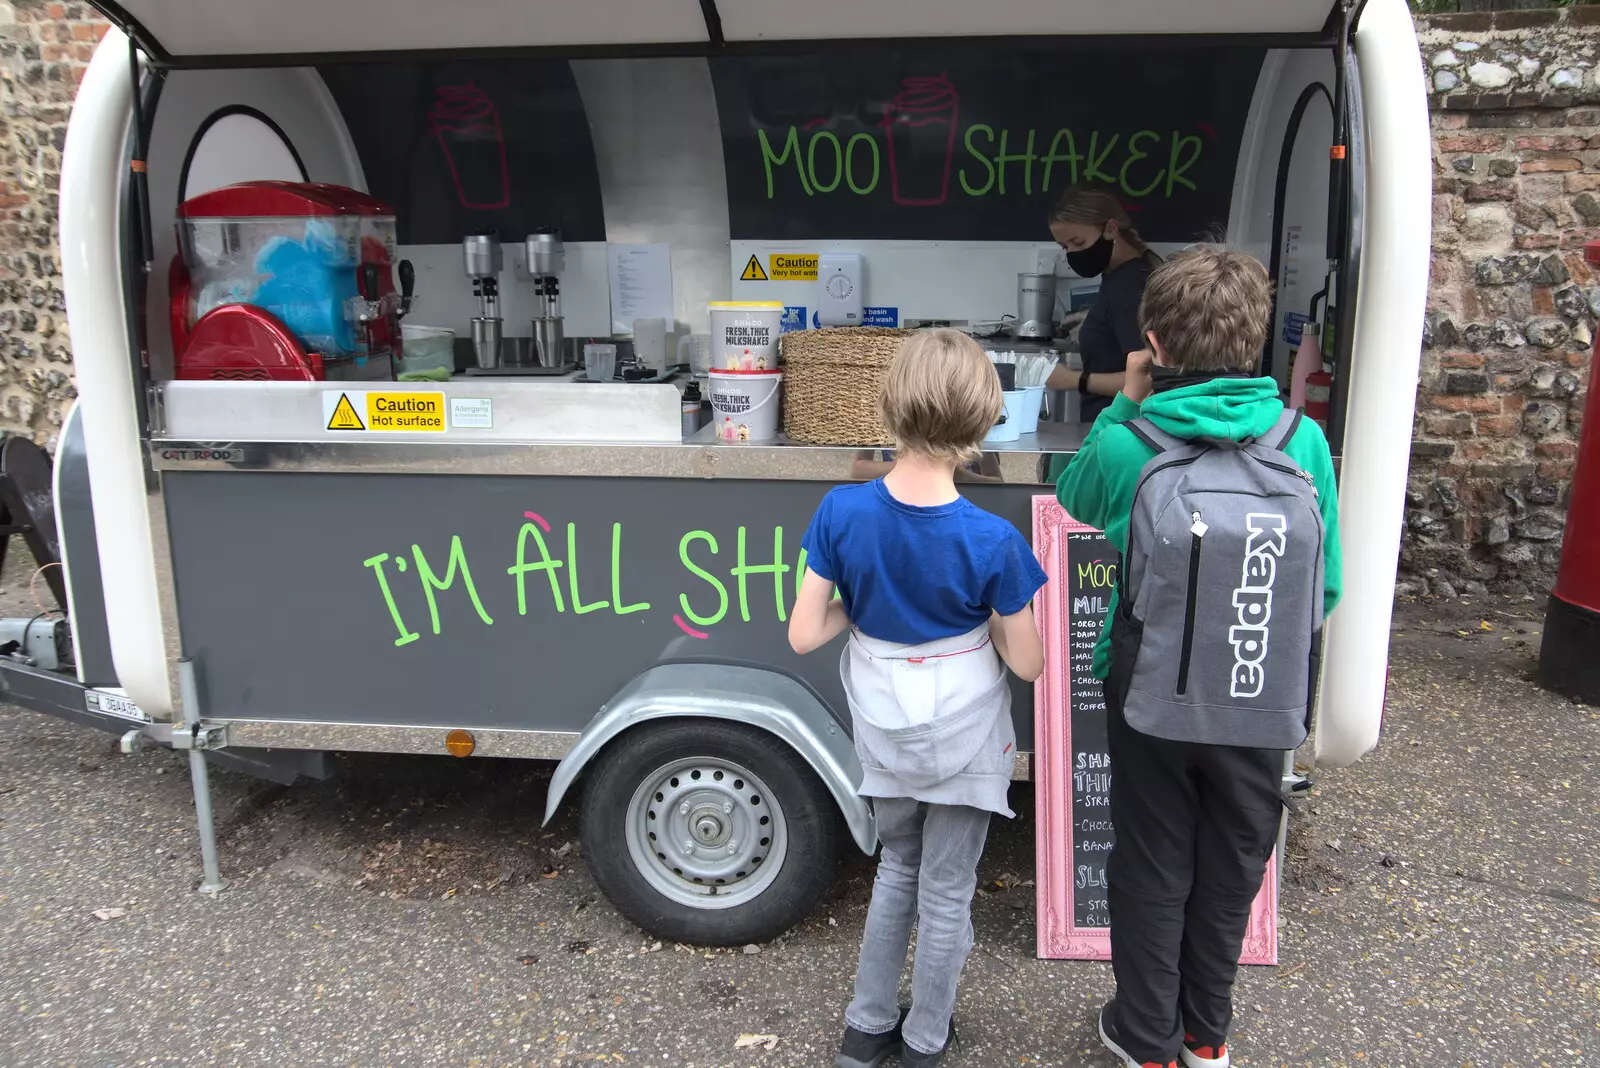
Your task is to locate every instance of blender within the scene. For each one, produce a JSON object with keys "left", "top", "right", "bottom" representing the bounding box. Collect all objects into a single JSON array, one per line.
[
  {"left": 526, "top": 227, "right": 566, "bottom": 369},
  {"left": 1014, "top": 273, "right": 1056, "bottom": 340},
  {"left": 463, "top": 231, "right": 503, "bottom": 370}
]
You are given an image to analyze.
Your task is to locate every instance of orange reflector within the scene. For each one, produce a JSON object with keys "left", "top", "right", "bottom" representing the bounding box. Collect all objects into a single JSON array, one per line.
[
  {"left": 1330, "top": 145, "right": 1347, "bottom": 160},
  {"left": 445, "top": 729, "right": 476, "bottom": 757}
]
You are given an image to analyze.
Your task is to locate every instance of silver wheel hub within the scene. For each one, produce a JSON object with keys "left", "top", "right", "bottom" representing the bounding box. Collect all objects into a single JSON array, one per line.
[
  {"left": 624, "top": 757, "right": 788, "bottom": 910},
  {"left": 691, "top": 807, "right": 728, "bottom": 846}
]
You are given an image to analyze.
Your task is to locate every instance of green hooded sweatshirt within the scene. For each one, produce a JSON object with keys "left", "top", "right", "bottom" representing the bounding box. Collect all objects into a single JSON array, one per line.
[{"left": 1054, "top": 377, "right": 1343, "bottom": 681}]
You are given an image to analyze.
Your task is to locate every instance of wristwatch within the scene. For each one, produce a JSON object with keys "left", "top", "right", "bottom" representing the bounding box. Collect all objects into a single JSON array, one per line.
[{"left": 1077, "top": 371, "right": 1093, "bottom": 396}]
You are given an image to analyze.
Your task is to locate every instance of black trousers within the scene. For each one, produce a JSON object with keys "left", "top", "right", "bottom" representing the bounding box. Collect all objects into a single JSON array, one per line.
[{"left": 1104, "top": 683, "right": 1285, "bottom": 1064}]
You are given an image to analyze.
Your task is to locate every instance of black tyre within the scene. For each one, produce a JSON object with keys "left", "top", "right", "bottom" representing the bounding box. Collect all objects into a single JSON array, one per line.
[{"left": 579, "top": 719, "right": 840, "bottom": 946}]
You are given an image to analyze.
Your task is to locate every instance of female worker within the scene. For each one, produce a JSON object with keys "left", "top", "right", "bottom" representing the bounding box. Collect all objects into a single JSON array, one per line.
[{"left": 1043, "top": 186, "right": 1163, "bottom": 423}]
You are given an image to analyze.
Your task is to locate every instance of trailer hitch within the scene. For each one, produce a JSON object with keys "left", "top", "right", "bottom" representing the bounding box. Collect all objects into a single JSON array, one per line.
[{"left": 118, "top": 720, "right": 228, "bottom": 753}]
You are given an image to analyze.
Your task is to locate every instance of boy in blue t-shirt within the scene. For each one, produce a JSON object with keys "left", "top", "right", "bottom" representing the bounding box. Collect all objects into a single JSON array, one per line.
[{"left": 790, "top": 329, "right": 1048, "bottom": 1068}]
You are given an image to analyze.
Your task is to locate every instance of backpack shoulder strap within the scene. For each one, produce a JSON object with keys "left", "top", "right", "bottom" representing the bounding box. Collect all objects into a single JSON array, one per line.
[
  {"left": 1261, "top": 408, "right": 1304, "bottom": 452},
  {"left": 1123, "top": 417, "right": 1184, "bottom": 455}
]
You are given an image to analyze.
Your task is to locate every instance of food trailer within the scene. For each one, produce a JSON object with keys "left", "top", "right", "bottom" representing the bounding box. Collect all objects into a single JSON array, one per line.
[{"left": 0, "top": 0, "right": 1428, "bottom": 946}]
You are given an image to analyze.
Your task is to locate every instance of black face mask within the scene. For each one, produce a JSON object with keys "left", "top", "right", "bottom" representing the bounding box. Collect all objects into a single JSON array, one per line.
[
  {"left": 1064, "top": 234, "right": 1115, "bottom": 278},
  {"left": 1151, "top": 365, "right": 1252, "bottom": 394}
]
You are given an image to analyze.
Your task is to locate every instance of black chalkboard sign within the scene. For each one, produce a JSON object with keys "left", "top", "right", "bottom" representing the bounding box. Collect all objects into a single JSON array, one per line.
[
  {"left": 712, "top": 47, "right": 1265, "bottom": 242},
  {"left": 1064, "top": 528, "right": 1116, "bottom": 928},
  {"left": 317, "top": 61, "right": 607, "bottom": 246}
]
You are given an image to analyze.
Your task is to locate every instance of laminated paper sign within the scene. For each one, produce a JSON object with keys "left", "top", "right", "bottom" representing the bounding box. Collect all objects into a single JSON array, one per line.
[{"left": 1032, "top": 495, "right": 1278, "bottom": 964}]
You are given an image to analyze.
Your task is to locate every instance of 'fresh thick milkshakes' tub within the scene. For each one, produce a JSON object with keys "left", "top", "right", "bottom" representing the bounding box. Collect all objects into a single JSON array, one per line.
[
  {"left": 708, "top": 367, "right": 783, "bottom": 442},
  {"left": 709, "top": 301, "right": 783, "bottom": 371}
]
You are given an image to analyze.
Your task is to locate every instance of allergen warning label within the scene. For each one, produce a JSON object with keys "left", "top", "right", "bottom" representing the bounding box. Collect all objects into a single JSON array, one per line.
[
  {"left": 323, "top": 391, "right": 447, "bottom": 432},
  {"left": 450, "top": 397, "right": 493, "bottom": 429}
]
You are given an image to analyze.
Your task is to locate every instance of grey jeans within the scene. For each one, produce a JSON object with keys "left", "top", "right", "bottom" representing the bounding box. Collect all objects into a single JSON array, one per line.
[{"left": 844, "top": 797, "right": 993, "bottom": 1055}]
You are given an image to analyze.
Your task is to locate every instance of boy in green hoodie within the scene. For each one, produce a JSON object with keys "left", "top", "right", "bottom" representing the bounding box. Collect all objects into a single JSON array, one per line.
[{"left": 1056, "top": 247, "right": 1341, "bottom": 1068}]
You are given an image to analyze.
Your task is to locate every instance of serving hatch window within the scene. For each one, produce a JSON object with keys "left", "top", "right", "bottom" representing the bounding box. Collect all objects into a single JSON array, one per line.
[{"left": 163, "top": 44, "right": 1350, "bottom": 442}]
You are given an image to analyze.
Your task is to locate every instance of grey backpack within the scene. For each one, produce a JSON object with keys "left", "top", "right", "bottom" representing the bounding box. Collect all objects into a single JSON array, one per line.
[{"left": 1108, "top": 409, "right": 1325, "bottom": 750}]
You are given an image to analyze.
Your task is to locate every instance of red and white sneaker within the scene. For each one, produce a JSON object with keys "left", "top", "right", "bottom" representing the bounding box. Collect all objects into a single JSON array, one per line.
[
  {"left": 1180, "top": 1033, "right": 1230, "bottom": 1068},
  {"left": 1096, "top": 1002, "right": 1179, "bottom": 1068}
]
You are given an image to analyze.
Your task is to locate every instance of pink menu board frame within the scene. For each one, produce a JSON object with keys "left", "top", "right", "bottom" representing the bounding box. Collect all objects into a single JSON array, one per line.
[{"left": 1032, "top": 495, "right": 1278, "bottom": 964}]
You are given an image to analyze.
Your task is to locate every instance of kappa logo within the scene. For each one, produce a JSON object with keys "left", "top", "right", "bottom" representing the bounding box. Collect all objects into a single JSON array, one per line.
[{"left": 1229, "top": 513, "right": 1287, "bottom": 698}]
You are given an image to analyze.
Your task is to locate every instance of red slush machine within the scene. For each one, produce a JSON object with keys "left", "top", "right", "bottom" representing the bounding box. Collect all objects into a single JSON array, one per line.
[{"left": 170, "top": 181, "right": 415, "bottom": 381}]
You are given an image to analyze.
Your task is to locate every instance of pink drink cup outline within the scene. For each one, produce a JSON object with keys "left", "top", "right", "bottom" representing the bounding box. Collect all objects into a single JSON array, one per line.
[
  {"left": 882, "top": 74, "right": 960, "bottom": 207},
  {"left": 429, "top": 84, "right": 511, "bottom": 211}
]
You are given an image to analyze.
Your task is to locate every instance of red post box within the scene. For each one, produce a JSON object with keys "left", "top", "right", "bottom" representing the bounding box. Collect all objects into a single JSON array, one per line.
[{"left": 1539, "top": 239, "right": 1600, "bottom": 703}]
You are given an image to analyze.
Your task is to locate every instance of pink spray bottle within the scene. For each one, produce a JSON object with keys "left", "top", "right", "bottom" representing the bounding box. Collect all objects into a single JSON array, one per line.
[{"left": 1288, "top": 289, "right": 1326, "bottom": 413}]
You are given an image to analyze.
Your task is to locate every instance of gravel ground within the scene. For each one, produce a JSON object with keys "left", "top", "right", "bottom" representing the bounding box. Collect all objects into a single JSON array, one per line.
[{"left": 0, "top": 586, "right": 1595, "bottom": 1066}]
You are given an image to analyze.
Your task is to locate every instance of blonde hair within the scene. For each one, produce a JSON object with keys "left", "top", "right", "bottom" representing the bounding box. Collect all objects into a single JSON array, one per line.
[
  {"left": 1138, "top": 245, "right": 1273, "bottom": 373},
  {"left": 1049, "top": 185, "right": 1161, "bottom": 266},
  {"left": 879, "top": 329, "right": 1002, "bottom": 463}
]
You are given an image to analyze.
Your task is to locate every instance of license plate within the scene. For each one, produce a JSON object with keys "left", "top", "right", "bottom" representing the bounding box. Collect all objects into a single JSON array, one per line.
[{"left": 85, "top": 690, "right": 149, "bottom": 723}]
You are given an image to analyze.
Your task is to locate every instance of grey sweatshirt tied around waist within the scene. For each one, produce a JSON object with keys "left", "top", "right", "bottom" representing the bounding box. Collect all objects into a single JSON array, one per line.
[{"left": 841, "top": 624, "right": 1017, "bottom": 817}]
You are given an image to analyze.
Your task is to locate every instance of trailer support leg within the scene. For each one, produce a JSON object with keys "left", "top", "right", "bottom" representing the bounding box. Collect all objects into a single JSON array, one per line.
[
  {"left": 186, "top": 746, "right": 227, "bottom": 894},
  {"left": 178, "top": 658, "right": 228, "bottom": 895},
  {"left": 1277, "top": 750, "right": 1311, "bottom": 897},
  {"left": 1277, "top": 753, "right": 1291, "bottom": 897}
]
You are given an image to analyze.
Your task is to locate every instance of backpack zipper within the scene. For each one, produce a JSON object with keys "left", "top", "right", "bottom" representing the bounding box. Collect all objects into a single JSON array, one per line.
[
  {"left": 1176, "top": 510, "right": 1206, "bottom": 696},
  {"left": 1251, "top": 452, "right": 1320, "bottom": 499}
]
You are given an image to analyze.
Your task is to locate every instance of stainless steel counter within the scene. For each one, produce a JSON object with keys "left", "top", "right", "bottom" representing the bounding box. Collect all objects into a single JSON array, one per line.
[{"left": 148, "top": 421, "right": 1088, "bottom": 484}]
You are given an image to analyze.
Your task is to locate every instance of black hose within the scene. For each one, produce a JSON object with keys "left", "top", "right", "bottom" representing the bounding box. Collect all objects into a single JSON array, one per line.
[
  {"left": 1263, "top": 81, "right": 1333, "bottom": 375},
  {"left": 1328, "top": 0, "right": 1353, "bottom": 263},
  {"left": 127, "top": 37, "right": 153, "bottom": 270}
]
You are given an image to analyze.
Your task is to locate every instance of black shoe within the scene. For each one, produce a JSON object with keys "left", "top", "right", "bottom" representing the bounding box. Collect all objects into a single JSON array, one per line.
[
  {"left": 835, "top": 1012, "right": 905, "bottom": 1068},
  {"left": 1098, "top": 1000, "right": 1177, "bottom": 1068},
  {"left": 901, "top": 1020, "right": 959, "bottom": 1066}
]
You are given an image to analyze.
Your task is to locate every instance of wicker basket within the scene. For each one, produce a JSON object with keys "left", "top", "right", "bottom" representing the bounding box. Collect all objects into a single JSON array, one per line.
[{"left": 782, "top": 327, "right": 916, "bottom": 446}]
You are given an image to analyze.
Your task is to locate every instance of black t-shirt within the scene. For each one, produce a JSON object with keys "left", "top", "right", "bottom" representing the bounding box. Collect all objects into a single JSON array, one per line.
[{"left": 1075, "top": 257, "right": 1153, "bottom": 422}]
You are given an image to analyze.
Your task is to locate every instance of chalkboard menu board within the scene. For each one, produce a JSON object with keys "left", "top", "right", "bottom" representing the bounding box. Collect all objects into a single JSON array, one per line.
[
  {"left": 1063, "top": 527, "right": 1115, "bottom": 928},
  {"left": 1032, "top": 496, "right": 1278, "bottom": 963},
  {"left": 711, "top": 47, "right": 1265, "bottom": 242},
  {"left": 317, "top": 61, "right": 607, "bottom": 246}
]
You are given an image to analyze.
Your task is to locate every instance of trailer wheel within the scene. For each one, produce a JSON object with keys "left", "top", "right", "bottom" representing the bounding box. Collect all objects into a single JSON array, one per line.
[{"left": 579, "top": 719, "right": 840, "bottom": 946}]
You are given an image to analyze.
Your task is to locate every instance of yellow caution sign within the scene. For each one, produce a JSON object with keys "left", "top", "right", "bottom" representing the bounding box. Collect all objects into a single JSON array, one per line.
[
  {"left": 321, "top": 390, "right": 447, "bottom": 433},
  {"left": 327, "top": 392, "right": 365, "bottom": 431},
  {"left": 365, "top": 391, "right": 446, "bottom": 432},
  {"left": 769, "top": 254, "right": 818, "bottom": 281},
  {"left": 740, "top": 255, "right": 769, "bottom": 282}
]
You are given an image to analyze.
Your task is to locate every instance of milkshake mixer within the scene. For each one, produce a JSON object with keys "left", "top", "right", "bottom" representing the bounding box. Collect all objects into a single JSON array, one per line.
[
  {"left": 526, "top": 227, "right": 565, "bottom": 369},
  {"left": 463, "top": 231, "right": 503, "bottom": 369}
]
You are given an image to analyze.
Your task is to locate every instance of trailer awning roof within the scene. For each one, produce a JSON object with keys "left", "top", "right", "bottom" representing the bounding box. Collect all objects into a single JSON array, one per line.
[
  {"left": 717, "top": 0, "right": 1340, "bottom": 43},
  {"left": 106, "top": 0, "right": 1340, "bottom": 62}
]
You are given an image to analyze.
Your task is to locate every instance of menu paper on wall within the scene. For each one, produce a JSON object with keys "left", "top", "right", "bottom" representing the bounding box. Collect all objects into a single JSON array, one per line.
[
  {"left": 1032, "top": 496, "right": 1278, "bottom": 963},
  {"left": 607, "top": 243, "right": 673, "bottom": 335}
]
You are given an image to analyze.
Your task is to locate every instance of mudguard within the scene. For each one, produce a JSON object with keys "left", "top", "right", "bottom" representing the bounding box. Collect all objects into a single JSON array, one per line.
[{"left": 542, "top": 662, "right": 877, "bottom": 855}]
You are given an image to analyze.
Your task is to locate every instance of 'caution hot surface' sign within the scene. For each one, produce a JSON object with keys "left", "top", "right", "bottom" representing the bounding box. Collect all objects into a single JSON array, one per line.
[{"left": 323, "top": 391, "right": 447, "bottom": 433}]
